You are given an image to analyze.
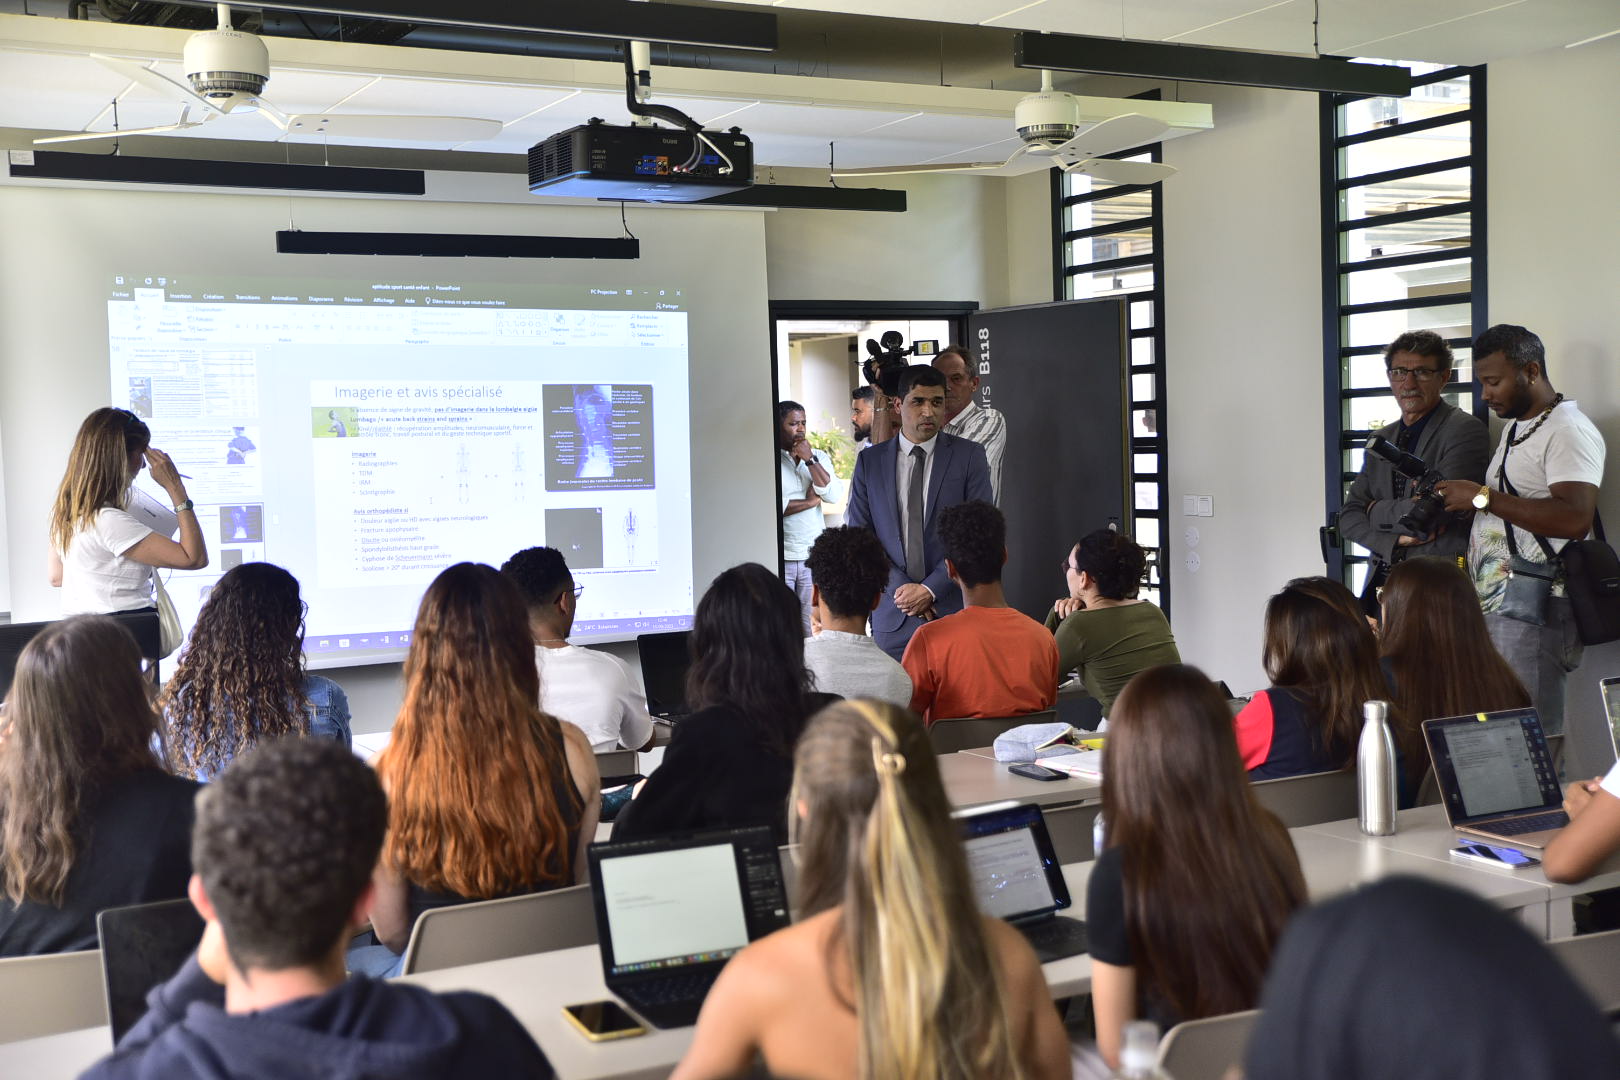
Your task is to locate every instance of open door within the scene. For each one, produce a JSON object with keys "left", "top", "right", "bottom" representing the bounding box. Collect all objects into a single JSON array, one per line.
[{"left": 967, "top": 298, "right": 1130, "bottom": 620}]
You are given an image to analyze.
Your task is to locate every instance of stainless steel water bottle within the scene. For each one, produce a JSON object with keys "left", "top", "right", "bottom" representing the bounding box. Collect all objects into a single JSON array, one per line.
[{"left": 1357, "top": 699, "right": 1397, "bottom": 836}]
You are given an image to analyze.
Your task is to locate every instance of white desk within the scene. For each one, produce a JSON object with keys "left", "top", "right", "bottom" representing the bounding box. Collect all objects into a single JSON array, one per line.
[{"left": 937, "top": 750, "right": 1102, "bottom": 812}]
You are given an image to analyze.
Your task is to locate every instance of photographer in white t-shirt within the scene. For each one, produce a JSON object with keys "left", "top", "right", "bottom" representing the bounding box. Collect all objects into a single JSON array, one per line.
[
  {"left": 48, "top": 408, "right": 208, "bottom": 615},
  {"left": 500, "top": 545, "right": 655, "bottom": 753}
]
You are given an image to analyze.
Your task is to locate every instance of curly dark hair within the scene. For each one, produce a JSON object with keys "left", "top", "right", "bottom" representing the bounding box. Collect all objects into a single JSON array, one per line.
[
  {"left": 938, "top": 500, "right": 1004, "bottom": 588},
  {"left": 1473, "top": 323, "right": 1547, "bottom": 374},
  {"left": 688, "top": 563, "right": 813, "bottom": 756},
  {"left": 194, "top": 738, "right": 387, "bottom": 971},
  {"left": 1072, "top": 529, "right": 1147, "bottom": 600},
  {"left": 501, "top": 546, "right": 572, "bottom": 608},
  {"left": 1383, "top": 330, "right": 1454, "bottom": 372},
  {"left": 159, "top": 562, "right": 309, "bottom": 779},
  {"left": 805, "top": 526, "right": 890, "bottom": 618}
]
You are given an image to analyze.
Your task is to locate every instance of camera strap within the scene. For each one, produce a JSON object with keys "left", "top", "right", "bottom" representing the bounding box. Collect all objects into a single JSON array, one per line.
[{"left": 1497, "top": 430, "right": 1561, "bottom": 572}]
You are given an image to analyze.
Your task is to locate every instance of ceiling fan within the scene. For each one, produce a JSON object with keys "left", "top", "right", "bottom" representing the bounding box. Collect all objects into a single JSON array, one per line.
[
  {"left": 34, "top": 3, "right": 502, "bottom": 147},
  {"left": 831, "top": 71, "right": 1176, "bottom": 185}
]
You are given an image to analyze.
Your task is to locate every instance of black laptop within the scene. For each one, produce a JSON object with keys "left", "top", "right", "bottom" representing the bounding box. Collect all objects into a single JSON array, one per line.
[
  {"left": 587, "top": 825, "right": 790, "bottom": 1029},
  {"left": 958, "top": 802, "right": 1089, "bottom": 962},
  {"left": 636, "top": 630, "right": 693, "bottom": 721},
  {"left": 98, "top": 898, "right": 206, "bottom": 1041}
]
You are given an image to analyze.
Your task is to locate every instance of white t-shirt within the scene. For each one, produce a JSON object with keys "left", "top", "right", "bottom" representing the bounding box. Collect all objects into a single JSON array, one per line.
[
  {"left": 60, "top": 507, "right": 155, "bottom": 615},
  {"left": 535, "top": 644, "right": 656, "bottom": 753},
  {"left": 1468, "top": 400, "right": 1606, "bottom": 612}
]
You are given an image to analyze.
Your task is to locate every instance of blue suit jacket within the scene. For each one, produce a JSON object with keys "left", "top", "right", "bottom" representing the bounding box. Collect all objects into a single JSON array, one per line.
[{"left": 844, "top": 432, "right": 994, "bottom": 640}]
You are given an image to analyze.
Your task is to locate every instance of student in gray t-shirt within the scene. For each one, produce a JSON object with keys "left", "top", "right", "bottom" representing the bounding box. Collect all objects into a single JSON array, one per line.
[{"left": 802, "top": 527, "right": 913, "bottom": 707}]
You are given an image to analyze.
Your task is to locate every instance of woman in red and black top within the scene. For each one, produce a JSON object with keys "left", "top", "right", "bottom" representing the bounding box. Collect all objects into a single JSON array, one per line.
[{"left": 1234, "top": 577, "right": 1390, "bottom": 781}]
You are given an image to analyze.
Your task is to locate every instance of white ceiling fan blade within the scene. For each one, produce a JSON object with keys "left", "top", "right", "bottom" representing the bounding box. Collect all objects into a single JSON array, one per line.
[
  {"left": 831, "top": 143, "right": 1041, "bottom": 179},
  {"left": 280, "top": 113, "right": 502, "bottom": 142},
  {"left": 91, "top": 53, "right": 221, "bottom": 114},
  {"left": 1063, "top": 157, "right": 1177, "bottom": 185},
  {"left": 1055, "top": 112, "right": 1171, "bottom": 160},
  {"left": 33, "top": 120, "right": 205, "bottom": 145}
]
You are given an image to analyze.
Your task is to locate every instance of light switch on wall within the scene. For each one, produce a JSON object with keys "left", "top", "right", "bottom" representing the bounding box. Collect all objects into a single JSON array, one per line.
[{"left": 1196, "top": 496, "right": 1213, "bottom": 517}]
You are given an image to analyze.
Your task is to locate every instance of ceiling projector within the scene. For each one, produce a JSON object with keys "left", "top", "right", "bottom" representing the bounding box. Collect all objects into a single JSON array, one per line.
[
  {"left": 182, "top": 26, "right": 269, "bottom": 109},
  {"left": 529, "top": 120, "right": 754, "bottom": 203}
]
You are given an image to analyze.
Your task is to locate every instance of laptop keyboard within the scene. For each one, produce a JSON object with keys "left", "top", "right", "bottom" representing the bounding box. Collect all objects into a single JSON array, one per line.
[
  {"left": 619, "top": 968, "right": 721, "bottom": 1009},
  {"left": 1016, "top": 916, "right": 1089, "bottom": 963},
  {"left": 1490, "top": 810, "right": 1570, "bottom": 835}
]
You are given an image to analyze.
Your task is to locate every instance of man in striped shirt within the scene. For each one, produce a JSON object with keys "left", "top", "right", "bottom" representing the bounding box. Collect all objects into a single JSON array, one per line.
[{"left": 934, "top": 345, "right": 1007, "bottom": 505}]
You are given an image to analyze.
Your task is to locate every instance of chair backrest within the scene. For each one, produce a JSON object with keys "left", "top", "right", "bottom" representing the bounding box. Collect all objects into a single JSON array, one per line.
[
  {"left": 1042, "top": 802, "right": 1101, "bottom": 864},
  {"left": 1548, "top": 928, "right": 1620, "bottom": 1017},
  {"left": 929, "top": 709, "right": 1058, "bottom": 755},
  {"left": 0, "top": 948, "right": 110, "bottom": 1042},
  {"left": 1156, "top": 1009, "right": 1259, "bottom": 1080},
  {"left": 1249, "top": 768, "right": 1359, "bottom": 828},
  {"left": 399, "top": 883, "right": 597, "bottom": 975},
  {"left": 594, "top": 748, "right": 638, "bottom": 779}
]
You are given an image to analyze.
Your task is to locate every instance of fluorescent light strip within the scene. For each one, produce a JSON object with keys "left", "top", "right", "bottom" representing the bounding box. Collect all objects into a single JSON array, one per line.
[{"left": 1566, "top": 28, "right": 1620, "bottom": 48}]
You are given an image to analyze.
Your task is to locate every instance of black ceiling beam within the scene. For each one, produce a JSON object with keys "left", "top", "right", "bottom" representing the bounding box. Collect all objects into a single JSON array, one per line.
[
  {"left": 1014, "top": 31, "right": 1411, "bottom": 98},
  {"left": 277, "top": 231, "right": 639, "bottom": 258},
  {"left": 8, "top": 151, "right": 424, "bottom": 195},
  {"left": 689, "top": 185, "right": 907, "bottom": 212},
  {"left": 183, "top": 0, "right": 777, "bottom": 51}
]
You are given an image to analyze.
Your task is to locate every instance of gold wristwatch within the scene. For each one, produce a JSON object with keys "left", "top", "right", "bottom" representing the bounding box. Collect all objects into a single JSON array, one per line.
[{"left": 1470, "top": 485, "right": 1491, "bottom": 511}]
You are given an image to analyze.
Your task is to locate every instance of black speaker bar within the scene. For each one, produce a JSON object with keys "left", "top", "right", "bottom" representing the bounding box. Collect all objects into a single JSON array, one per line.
[
  {"left": 692, "top": 185, "right": 907, "bottom": 212},
  {"left": 173, "top": 0, "right": 777, "bottom": 50},
  {"left": 1014, "top": 31, "right": 1411, "bottom": 98},
  {"left": 9, "top": 151, "right": 425, "bottom": 195},
  {"left": 276, "top": 231, "right": 641, "bottom": 259}
]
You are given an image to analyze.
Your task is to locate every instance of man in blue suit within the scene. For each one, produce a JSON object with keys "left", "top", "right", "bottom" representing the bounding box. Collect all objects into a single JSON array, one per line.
[{"left": 845, "top": 365, "right": 994, "bottom": 660}]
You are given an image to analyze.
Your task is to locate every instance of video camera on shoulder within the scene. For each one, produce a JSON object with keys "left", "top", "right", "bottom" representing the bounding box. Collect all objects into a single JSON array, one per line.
[
  {"left": 1364, "top": 434, "right": 1448, "bottom": 535},
  {"left": 860, "top": 331, "right": 935, "bottom": 398}
]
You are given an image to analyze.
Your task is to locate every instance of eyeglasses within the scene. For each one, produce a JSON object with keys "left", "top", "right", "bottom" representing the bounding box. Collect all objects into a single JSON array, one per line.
[
  {"left": 1059, "top": 558, "right": 1077, "bottom": 574},
  {"left": 571, "top": 585, "right": 585, "bottom": 599},
  {"left": 1386, "top": 366, "right": 1444, "bottom": 383}
]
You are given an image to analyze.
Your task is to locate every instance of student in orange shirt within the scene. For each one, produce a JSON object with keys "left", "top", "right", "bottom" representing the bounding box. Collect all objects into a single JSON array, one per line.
[{"left": 902, "top": 501, "right": 1060, "bottom": 723}]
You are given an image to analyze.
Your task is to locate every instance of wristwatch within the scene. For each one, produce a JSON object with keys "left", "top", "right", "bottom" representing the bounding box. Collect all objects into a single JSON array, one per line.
[
  {"left": 1471, "top": 485, "right": 1491, "bottom": 511},
  {"left": 174, "top": 499, "right": 195, "bottom": 513}
]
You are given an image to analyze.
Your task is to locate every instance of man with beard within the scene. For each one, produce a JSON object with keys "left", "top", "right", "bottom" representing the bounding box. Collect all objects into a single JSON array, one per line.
[{"left": 1437, "top": 325, "right": 1605, "bottom": 734}]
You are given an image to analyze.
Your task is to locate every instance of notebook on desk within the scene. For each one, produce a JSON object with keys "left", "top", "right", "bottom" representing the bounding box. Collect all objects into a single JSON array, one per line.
[
  {"left": 957, "top": 802, "right": 1088, "bottom": 962},
  {"left": 1423, "top": 708, "right": 1568, "bottom": 849},
  {"left": 636, "top": 630, "right": 693, "bottom": 721},
  {"left": 587, "top": 825, "right": 791, "bottom": 1029}
]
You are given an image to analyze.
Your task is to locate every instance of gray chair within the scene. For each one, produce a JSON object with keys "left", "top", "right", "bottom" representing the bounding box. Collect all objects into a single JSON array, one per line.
[
  {"left": 1156, "top": 1009, "right": 1259, "bottom": 1080},
  {"left": 594, "top": 748, "right": 638, "bottom": 779},
  {"left": 929, "top": 709, "right": 1058, "bottom": 755},
  {"left": 1250, "top": 768, "right": 1359, "bottom": 828},
  {"left": 1042, "top": 802, "right": 1101, "bottom": 864},
  {"left": 0, "top": 948, "right": 110, "bottom": 1042},
  {"left": 399, "top": 884, "right": 597, "bottom": 976},
  {"left": 1548, "top": 928, "right": 1620, "bottom": 1017}
]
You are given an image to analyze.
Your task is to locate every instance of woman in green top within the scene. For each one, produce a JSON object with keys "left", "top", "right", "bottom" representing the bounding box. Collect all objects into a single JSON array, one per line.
[{"left": 1044, "top": 529, "right": 1180, "bottom": 716}]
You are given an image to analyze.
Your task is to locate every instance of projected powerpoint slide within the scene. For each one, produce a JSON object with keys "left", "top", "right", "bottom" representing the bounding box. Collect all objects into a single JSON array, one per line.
[
  {"left": 543, "top": 384, "right": 655, "bottom": 491},
  {"left": 107, "top": 276, "right": 696, "bottom": 654}
]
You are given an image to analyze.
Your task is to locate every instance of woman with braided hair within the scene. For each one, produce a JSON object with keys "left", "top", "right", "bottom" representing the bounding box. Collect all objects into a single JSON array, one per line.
[{"left": 671, "top": 699, "right": 1069, "bottom": 1080}]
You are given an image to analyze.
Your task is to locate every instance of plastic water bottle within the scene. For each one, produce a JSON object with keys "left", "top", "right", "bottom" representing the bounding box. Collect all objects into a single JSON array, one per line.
[
  {"left": 1357, "top": 699, "right": 1397, "bottom": 836},
  {"left": 1114, "top": 1020, "right": 1170, "bottom": 1079}
]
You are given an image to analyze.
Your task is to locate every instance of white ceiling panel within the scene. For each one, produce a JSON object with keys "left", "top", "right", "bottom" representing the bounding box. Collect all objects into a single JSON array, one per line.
[
  {"left": 770, "top": 0, "right": 1014, "bottom": 20},
  {"left": 327, "top": 75, "right": 562, "bottom": 122},
  {"left": 0, "top": 50, "right": 134, "bottom": 131},
  {"left": 250, "top": 69, "right": 380, "bottom": 114},
  {"left": 734, "top": 102, "right": 923, "bottom": 138},
  {"left": 869, "top": 110, "right": 1016, "bottom": 145},
  {"left": 751, "top": 131, "right": 990, "bottom": 168}
]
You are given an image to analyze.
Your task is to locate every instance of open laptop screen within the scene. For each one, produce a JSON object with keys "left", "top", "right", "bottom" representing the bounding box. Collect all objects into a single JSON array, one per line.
[
  {"left": 958, "top": 803, "right": 1071, "bottom": 921},
  {"left": 1425, "top": 710, "right": 1561, "bottom": 824},
  {"left": 591, "top": 826, "right": 788, "bottom": 978}
]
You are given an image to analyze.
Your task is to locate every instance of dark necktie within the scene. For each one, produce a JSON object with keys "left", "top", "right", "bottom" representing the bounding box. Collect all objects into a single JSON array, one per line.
[
  {"left": 1393, "top": 424, "right": 1413, "bottom": 499},
  {"left": 906, "top": 446, "right": 926, "bottom": 581}
]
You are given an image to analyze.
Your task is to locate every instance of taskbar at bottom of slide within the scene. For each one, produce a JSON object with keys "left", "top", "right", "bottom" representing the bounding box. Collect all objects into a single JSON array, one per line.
[{"left": 304, "top": 613, "right": 693, "bottom": 655}]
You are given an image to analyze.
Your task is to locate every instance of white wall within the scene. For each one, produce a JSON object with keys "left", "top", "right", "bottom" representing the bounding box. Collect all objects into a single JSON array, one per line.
[
  {"left": 1160, "top": 85, "right": 1327, "bottom": 694},
  {"left": 1488, "top": 37, "right": 1620, "bottom": 779}
]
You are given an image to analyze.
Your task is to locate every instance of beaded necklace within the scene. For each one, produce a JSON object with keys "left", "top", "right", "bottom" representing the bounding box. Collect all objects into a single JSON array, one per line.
[{"left": 1506, "top": 392, "right": 1564, "bottom": 447}]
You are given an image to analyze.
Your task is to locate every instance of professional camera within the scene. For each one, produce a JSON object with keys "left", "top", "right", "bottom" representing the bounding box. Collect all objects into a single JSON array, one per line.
[
  {"left": 861, "top": 331, "right": 918, "bottom": 397},
  {"left": 1364, "top": 434, "right": 1448, "bottom": 536}
]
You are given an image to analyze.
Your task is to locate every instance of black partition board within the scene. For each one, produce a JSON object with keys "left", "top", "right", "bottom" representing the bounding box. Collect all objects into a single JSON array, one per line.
[{"left": 969, "top": 298, "right": 1129, "bottom": 621}]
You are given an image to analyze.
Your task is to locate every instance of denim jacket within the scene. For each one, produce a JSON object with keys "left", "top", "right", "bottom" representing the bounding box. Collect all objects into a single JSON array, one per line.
[{"left": 169, "top": 674, "right": 352, "bottom": 781}]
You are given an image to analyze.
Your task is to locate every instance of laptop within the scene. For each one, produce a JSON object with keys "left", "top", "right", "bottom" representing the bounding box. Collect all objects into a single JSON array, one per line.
[
  {"left": 587, "top": 825, "right": 791, "bottom": 1029},
  {"left": 636, "top": 630, "right": 693, "bottom": 721},
  {"left": 957, "top": 802, "right": 1089, "bottom": 962},
  {"left": 1602, "top": 676, "right": 1620, "bottom": 759},
  {"left": 1423, "top": 708, "right": 1568, "bottom": 849},
  {"left": 98, "top": 898, "right": 206, "bottom": 1042}
]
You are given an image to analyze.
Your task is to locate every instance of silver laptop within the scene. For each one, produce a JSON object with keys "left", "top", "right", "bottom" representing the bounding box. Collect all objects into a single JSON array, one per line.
[{"left": 1423, "top": 708, "right": 1568, "bottom": 849}]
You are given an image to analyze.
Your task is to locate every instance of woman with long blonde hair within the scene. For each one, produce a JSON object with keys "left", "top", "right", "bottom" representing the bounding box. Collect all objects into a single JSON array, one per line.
[
  {"left": 48, "top": 408, "right": 207, "bottom": 614},
  {"left": 352, "top": 563, "right": 599, "bottom": 977},
  {"left": 672, "top": 700, "right": 1070, "bottom": 1080}
]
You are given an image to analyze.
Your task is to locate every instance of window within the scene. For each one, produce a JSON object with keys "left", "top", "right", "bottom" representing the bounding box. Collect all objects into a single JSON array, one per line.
[
  {"left": 1321, "top": 64, "right": 1486, "bottom": 591},
  {"left": 1055, "top": 119, "right": 1169, "bottom": 612}
]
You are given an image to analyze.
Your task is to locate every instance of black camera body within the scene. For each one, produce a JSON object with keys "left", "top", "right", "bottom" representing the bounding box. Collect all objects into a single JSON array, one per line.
[
  {"left": 1364, "top": 434, "right": 1448, "bottom": 536},
  {"left": 862, "top": 331, "right": 916, "bottom": 398}
]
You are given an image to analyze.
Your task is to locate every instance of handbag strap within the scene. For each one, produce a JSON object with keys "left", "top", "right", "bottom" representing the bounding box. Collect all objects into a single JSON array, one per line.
[{"left": 1497, "top": 427, "right": 1561, "bottom": 564}]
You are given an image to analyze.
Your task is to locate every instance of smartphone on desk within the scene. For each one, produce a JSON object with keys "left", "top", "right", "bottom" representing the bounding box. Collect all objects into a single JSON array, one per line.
[
  {"left": 1008, "top": 763, "right": 1067, "bottom": 782},
  {"left": 1451, "top": 842, "right": 1540, "bottom": 870},
  {"left": 563, "top": 1000, "right": 647, "bottom": 1042}
]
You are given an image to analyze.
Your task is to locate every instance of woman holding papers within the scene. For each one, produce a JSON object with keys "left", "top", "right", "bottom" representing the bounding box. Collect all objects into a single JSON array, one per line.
[
  {"left": 48, "top": 407, "right": 207, "bottom": 615},
  {"left": 1089, "top": 664, "right": 1306, "bottom": 1071},
  {"left": 672, "top": 700, "right": 1070, "bottom": 1080}
]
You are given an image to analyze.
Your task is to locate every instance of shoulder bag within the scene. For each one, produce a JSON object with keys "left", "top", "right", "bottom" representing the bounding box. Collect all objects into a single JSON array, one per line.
[{"left": 152, "top": 570, "right": 183, "bottom": 658}]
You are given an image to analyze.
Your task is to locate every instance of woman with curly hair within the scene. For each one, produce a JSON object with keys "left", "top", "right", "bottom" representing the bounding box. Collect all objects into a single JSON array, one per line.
[{"left": 160, "top": 562, "right": 350, "bottom": 780}]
